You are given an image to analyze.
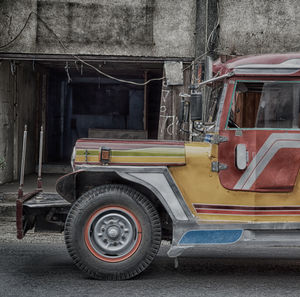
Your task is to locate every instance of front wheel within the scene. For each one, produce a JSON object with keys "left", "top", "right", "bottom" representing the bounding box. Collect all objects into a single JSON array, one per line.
[{"left": 64, "top": 184, "right": 161, "bottom": 280}]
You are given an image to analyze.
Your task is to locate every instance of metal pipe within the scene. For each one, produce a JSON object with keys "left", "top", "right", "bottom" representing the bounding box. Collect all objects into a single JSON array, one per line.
[
  {"left": 18, "top": 125, "right": 27, "bottom": 198},
  {"left": 196, "top": 72, "right": 234, "bottom": 88},
  {"left": 37, "top": 125, "right": 43, "bottom": 189}
]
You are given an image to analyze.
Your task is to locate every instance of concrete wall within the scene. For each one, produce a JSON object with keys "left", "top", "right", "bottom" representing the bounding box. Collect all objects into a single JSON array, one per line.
[
  {"left": 0, "top": 61, "right": 38, "bottom": 184},
  {"left": 218, "top": 0, "right": 300, "bottom": 55},
  {"left": 0, "top": 0, "right": 196, "bottom": 58}
]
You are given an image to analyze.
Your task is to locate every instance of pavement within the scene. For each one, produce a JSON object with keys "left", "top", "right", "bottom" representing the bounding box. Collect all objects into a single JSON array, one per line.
[
  {"left": 1, "top": 222, "right": 300, "bottom": 297},
  {"left": 0, "top": 173, "right": 62, "bottom": 198}
]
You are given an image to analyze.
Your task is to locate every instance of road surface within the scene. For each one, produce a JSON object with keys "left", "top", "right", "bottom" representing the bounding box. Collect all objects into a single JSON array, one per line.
[{"left": 1, "top": 217, "right": 300, "bottom": 297}]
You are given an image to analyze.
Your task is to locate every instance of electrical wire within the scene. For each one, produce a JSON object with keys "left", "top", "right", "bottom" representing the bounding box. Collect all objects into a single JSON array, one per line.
[
  {"left": 182, "top": 52, "right": 208, "bottom": 72},
  {"left": 0, "top": 11, "right": 165, "bottom": 86},
  {"left": 184, "top": 1, "right": 220, "bottom": 72},
  {"left": 0, "top": 12, "right": 34, "bottom": 50},
  {"left": 206, "top": 1, "right": 220, "bottom": 52}
]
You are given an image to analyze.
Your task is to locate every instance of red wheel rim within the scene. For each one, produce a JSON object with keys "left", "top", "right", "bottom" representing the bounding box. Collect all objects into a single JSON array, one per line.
[{"left": 84, "top": 206, "right": 142, "bottom": 263}]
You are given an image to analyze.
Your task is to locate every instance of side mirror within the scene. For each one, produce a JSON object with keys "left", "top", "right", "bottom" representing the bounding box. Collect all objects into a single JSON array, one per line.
[
  {"left": 179, "top": 99, "right": 190, "bottom": 123},
  {"left": 235, "top": 144, "right": 247, "bottom": 170},
  {"left": 190, "top": 91, "right": 202, "bottom": 121}
]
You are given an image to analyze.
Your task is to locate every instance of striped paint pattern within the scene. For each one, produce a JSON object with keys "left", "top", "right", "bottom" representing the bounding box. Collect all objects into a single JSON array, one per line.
[
  {"left": 193, "top": 204, "right": 300, "bottom": 216},
  {"left": 233, "top": 133, "right": 300, "bottom": 190},
  {"left": 74, "top": 139, "right": 186, "bottom": 166}
]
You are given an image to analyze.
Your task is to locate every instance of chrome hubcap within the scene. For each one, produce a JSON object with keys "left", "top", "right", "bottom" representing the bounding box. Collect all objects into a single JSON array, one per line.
[{"left": 88, "top": 209, "right": 139, "bottom": 259}]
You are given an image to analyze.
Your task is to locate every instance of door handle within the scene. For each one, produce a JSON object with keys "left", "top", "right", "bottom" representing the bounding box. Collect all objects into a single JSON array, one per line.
[{"left": 235, "top": 144, "right": 247, "bottom": 170}]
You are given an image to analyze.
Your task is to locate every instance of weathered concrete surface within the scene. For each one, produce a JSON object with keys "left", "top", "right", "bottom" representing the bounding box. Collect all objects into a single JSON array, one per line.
[
  {"left": 0, "top": 0, "right": 196, "bottom": 58},
  {"left": 218, "top": 0, "right": 300, "bottom": 55}
]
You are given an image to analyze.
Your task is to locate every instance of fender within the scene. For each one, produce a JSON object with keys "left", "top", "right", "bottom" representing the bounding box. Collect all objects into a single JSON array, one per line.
[{"left": 56, "top": 166, "right": 194, "bottom": 223}]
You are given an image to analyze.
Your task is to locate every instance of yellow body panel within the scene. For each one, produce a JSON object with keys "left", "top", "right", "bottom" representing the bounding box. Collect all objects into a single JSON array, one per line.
[{"left": 169, "top": 142, "right": 300, "bottom": 223}]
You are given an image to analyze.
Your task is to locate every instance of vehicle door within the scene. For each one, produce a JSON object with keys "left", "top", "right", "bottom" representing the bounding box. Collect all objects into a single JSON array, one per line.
[{"left": 218, "top": 79, "right": 300, "bottom": 192}]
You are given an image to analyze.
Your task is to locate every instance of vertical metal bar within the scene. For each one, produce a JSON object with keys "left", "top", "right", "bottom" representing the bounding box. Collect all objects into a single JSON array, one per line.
[
  {"left": 143, "top": 71, "right": 148, "bottom": 136},
  {"left": 292, "top": 84, "right": 299, "bottom": 128},
  {"left": 60, "top": 82, "right": 65, "bottom": 160},
  {"left": 18, "top": 125, "right": 27, "bottom": 198},
  {"left": 37, "top": 125, "right": 43, "bottom": 189}
]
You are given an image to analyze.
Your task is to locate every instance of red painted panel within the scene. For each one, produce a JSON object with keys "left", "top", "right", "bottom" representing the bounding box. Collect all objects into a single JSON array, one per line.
[
  {"left": 252, "top": 148, "right": 300, "bottom": 192},
  {"left": 218, "top": 78, "right": 300, "bottom": 193}
]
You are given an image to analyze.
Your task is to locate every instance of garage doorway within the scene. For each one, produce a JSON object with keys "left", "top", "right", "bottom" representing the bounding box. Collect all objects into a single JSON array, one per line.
[{"left": 44, "top": 61, "right": 162, "bottom": 163}]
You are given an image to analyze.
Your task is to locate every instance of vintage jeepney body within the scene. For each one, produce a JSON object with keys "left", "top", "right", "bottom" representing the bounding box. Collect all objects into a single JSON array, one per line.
[{"left": 18, "top": 53, "right": 300, "bottom": 279}]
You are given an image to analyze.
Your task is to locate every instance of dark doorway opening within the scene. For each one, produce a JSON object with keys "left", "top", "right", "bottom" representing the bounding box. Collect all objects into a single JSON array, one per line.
[{"left": 45, "top": 62, "right": 162, "bottom": 164}]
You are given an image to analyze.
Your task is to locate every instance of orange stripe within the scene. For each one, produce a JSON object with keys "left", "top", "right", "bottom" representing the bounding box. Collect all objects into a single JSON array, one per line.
[{"left": 196, "top": 209, "right": 300, "bottom": 215}]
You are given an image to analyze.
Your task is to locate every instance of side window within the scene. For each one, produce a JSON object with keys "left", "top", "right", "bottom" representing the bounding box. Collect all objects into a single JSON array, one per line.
[{"left": 228, "top": 82, "right": 300, "bottom": 129}]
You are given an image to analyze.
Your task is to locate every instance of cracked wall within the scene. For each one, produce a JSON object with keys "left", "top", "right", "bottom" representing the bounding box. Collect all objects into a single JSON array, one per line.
[
  {"left": 0, "top": 0, "right": 196, "bottom": 58},
  {"left": 218, "top": 0, "right": 300, "bottom": 55}
]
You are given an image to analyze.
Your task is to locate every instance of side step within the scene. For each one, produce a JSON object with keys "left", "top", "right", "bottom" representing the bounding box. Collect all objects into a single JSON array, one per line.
[{"left": 168, "top": 228, "right": 300, "bottom": 257}]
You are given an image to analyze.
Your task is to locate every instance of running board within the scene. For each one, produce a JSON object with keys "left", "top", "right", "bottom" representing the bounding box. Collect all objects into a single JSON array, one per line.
[{"left": 168, "top": 229, "right": 300, "bottom": 257}]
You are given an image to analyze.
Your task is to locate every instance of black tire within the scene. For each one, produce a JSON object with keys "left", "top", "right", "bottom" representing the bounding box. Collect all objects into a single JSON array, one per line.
[{"left": 64, "top": 184, "right": 161, "bottom": 280}]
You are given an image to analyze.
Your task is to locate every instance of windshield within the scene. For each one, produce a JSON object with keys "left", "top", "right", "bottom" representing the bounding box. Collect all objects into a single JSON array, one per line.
[{"left": 228, "top": 81, "right": 300, "bottom": 129}]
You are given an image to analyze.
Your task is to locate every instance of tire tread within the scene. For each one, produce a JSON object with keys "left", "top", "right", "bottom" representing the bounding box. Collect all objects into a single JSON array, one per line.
[{"left": 64, "top": 184, "right": 161, "bottom": 280}]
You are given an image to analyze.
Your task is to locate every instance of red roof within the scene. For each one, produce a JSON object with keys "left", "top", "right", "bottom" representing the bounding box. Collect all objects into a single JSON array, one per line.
[{"left": 213, "top": 53, "right": 300, "bottom": 76}]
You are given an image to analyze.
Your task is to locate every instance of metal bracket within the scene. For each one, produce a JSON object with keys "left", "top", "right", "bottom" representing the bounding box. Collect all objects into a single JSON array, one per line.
[
  {"left": 211, "top": 161, "right": 228, "bottom": 172},
  {"left": 211, "top": 135, "right": 228, "bottom": 144}
]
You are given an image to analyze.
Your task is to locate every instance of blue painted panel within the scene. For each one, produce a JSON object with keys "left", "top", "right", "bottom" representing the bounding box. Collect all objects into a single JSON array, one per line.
[{"left": 179, "top": 229, "right": 243, "bottom": 245}]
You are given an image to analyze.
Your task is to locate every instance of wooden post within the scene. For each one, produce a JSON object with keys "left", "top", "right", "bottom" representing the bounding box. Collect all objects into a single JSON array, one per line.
[
  {"left": 158, "top": 67, "right": 191, "bottom": 140},
  {"left": 37, "top": 126, "right": 43, "bottom": 189},
  {"left": 18, "top": 125, "right": 27, "bottom": 199}
]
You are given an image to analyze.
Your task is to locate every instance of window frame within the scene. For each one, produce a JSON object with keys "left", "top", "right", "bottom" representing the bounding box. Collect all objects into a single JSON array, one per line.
[{"left": 225, "top": 80, "right": 300, "bottom": 131}]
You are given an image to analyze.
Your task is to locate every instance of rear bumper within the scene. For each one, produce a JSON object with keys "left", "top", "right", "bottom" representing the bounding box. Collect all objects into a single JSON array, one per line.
[
  {"left": 16, "top": 190, "right": 41, "bottom": 239},
  {"left": 16, "top": 191, "right": 71, "bottom": 239}
]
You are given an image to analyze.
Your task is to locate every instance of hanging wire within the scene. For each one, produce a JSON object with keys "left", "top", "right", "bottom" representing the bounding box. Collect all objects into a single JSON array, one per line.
[
  {"left": 206, "top": 0, "right": 220, "bottom": 52},
  {"left": 0, "top": 11, "right": 165, "bottom": 86},
  {"left": 182, "top": 52, "right": 208, "bottom": 72},
  {"left": 183, "top": 1, "right": 220, "bottom": 73},
  {"left": 65, "top": 61, "right": 72, "bottom": 83},
  {"left": 0, "top": 12, "right": 34, "bottom": 50}
]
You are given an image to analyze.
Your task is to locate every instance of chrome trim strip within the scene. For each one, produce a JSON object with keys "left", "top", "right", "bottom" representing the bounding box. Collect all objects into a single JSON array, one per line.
[
  {"left": 168, "top": 221, "right": 300, "bottom": 257},
  {"left": 235, "top": 59, "right": 300, "bottom": 69},
  {"left": 234, "top": 68, "right": 299, "bottom": 75},
  {"left": 73, "top": 165, "right": 193, "bottom": 222},
  {"left": 128, "top": 172, "right": 189, "bottom": 221},
  {"left": 215, "top": 83, "right": 228, "bottom": 132}
]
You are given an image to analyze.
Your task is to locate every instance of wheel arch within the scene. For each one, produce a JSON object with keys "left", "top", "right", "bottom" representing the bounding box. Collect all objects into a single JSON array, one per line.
[{"left": 56, "top": 170, "right": 174, "bottom": 239}]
